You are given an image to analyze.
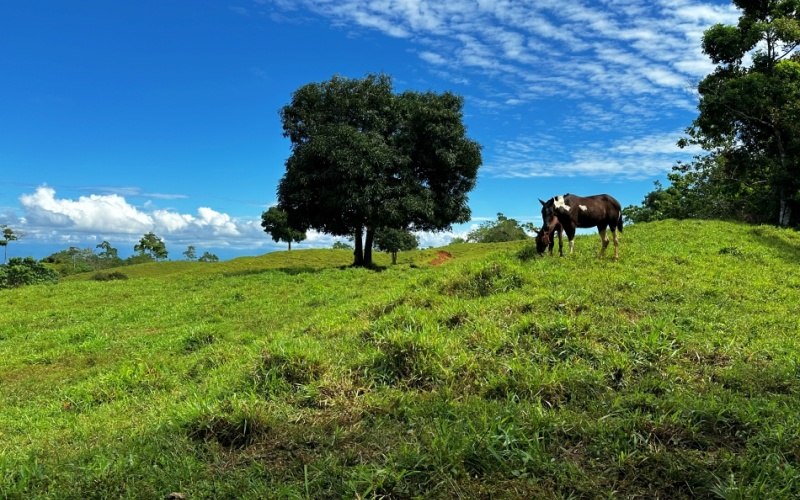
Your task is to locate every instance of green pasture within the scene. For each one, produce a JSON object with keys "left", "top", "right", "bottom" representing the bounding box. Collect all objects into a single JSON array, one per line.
[{"left": 2, "top": 220, "right": 800, "bottom": 498}]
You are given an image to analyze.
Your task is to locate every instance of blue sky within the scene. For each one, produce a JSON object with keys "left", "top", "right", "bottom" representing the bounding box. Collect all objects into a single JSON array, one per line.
[{"left": 0, "top": 0, "right": 739, "bottom": 260}]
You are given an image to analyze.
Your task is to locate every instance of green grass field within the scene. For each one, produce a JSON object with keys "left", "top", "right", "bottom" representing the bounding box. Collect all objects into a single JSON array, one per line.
[{"left": 2, "top": 220, "right": 800, "bottom": 498}]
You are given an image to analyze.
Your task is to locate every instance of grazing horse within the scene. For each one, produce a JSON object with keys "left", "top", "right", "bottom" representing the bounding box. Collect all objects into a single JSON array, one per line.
[{"left": 535, "top": 193, "right": 623, "bottom": 260}]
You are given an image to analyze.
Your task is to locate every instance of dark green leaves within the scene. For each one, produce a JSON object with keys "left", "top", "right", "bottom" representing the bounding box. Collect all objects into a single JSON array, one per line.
[{"left": 276, "top": 73, "right": 482, "bottom": 264}]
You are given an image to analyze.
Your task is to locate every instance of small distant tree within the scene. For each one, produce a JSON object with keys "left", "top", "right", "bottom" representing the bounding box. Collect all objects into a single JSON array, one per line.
[
  {"left": 449, "top": 237, "right": 466, "bottom": 245},
  {"left": 183, "top": 245, "right": 197, "bottom": 261},
  {"left": 466, "top": 213, "right": 530, "bottom": 243},
  {"left": 134, "top": 232, "right": 168, "bottom": 260},
  {"left": 261, "top": 206, "right": 306, "bottom": 251},
  {"left": 198, "top": 252, "right": 219, "bottom": 262},
  {"left": 66, "top": 247, "right": 95, "bottom": 272},
  {"left": 373, "top": 228, "right": 419, "bottom": 265},
  {"left": 96, "top": 240, "right": 119, "bottom": 260},
  {"left": 1, "top": 225, "right": 23, "bottom": 264},
  {"left": 332, "top": 241, "right": 353, "bottom": 250}
]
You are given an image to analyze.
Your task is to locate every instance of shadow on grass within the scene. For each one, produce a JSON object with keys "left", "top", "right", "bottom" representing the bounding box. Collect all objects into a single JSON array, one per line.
[
  {"left": 743, "top": 225, "right": 800, "bottom": 263},
  {"left": 223, "top": 263, "right": 390, "bottom": 278},
  {"left": 223, "top": 267, "right": 320, "bottom": 277}
]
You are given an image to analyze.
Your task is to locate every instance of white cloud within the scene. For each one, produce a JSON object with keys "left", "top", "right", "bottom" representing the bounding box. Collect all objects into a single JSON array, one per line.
[
  {"left": 418, "top": 50, "right": 447, "bottom": 65},
  {"left": 484, "top": 129, "right": 697, "bottom": 180},
  {"left": 17, "top": 186, "right": 258, "bottom": 246},
  {"left": 20, "top": 186, "right": 153, "bottom": 232}
]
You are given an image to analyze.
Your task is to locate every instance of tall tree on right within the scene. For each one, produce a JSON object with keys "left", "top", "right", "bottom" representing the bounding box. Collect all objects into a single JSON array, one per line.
[{"left": 686, "top": 0, "right": 800, "bottom": 226}]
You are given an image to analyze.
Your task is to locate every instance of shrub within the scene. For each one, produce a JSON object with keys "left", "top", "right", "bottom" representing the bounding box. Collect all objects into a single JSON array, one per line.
[
  {"left": 516, "top": 244, "right": 539, "bottom": 262},
  {"left": 0, "top": 257, "right": 59, "bottom": 289},
  {"left": 91, "top": 271, "right": 129, "bottom": 281}
]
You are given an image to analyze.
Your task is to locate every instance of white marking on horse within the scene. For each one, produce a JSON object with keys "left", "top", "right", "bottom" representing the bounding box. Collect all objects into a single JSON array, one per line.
[
  {"left": 554, "top": 196, "right": 570, "bottom": 211},
  {"left": 579, "top": 205, "right": 587, "bottom": 211}
]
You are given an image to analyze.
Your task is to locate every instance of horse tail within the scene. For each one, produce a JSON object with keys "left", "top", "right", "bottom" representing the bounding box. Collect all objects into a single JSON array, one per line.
[{"left": 616, "top": 213, "right": 624, "bottom": 233}]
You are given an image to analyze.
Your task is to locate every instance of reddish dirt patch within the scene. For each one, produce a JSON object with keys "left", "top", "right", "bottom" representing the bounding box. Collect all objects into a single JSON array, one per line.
[{"left": 430, "top": 251, "right": 453, "bottom": 266}]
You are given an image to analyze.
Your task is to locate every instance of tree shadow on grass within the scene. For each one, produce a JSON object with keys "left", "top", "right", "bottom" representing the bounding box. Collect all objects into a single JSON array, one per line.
[
  {"left": 223, "top": 264, "right": 389, "bottom": 278},
  {"left": 223, "top": 267, "right": 320, "bottom": 278},
  {"left": 741, "top": 225, "right": 800, "bottom": 264}
]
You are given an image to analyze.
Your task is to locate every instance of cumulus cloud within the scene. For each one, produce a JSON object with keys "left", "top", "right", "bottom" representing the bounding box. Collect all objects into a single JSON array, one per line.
[
  {"left": 17, "top": 186, "right": 262, "bottom": 247},
  {"left": 20, "top": 187, "right": 153, "bottom": 232}
]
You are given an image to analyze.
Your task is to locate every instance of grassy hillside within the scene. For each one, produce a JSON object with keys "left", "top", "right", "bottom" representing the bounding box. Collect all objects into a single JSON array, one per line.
[{"left": 2, "top": 220, "right": 800, "bottom": 498}]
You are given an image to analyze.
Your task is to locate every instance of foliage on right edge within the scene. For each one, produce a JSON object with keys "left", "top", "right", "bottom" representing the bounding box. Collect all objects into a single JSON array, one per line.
[{"left": 626, "top": 0, "right": 800, "bottom": 227}]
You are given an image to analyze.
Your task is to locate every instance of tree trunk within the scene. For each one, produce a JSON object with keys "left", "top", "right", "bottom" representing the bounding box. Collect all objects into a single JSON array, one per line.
[
  {"left": 288, "top": 240, "right": 292, "bottom": 251},
  {"left": 353, "top": 228, "right": 364, "bottom": 266},
  {"left": 779, "top": 190, "right": 792, "bottom": 227},
  {"left": 391, "top": 251, "right": 397, "bottom": 265},
  {"left": 364, "top": 227, "right": 375, "bottom": 267},
  {"left": 774, "top": 129, "right": 792, "bottom": 227}
]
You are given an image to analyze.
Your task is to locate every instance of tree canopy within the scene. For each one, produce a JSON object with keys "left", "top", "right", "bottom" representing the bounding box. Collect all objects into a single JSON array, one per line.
[
  {"left": 260, "top": 206, "right": 306, "bottom": 251},
  {"left": 96, "top": 241, "right": 119, "bottom": 260},
  {"left": 277, "top": 73, "right": 482, "bottom": 267},
  {"left": 134, "top": 232, "right": 168, "bottom": 261},
  {"left": 676, "top": 0, "right": 800, "bottom": 226},
  {"left": 198, "top": 252, "right": 219, "bottom": 262},
  {"left": 183, "top": 245, "right": 197, "bottom": 261}
]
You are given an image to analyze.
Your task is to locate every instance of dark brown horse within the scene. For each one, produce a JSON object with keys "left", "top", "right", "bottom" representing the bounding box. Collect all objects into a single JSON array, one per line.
[{"left": 535, "top": 193, "right": 623, "bottom": 260}]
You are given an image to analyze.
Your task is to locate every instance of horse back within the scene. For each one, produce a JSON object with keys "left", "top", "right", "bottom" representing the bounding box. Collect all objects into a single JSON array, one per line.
[{"left": 564, "top": 194, "right": 621, "bottom": 229}]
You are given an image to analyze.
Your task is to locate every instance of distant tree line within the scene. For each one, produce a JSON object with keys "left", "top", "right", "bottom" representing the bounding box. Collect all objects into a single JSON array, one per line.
[
  {"left": 35, "top": 232, "right": 220, "bottom": 278},
  {"left": 0, "top": 226, "right": 222, "bottom": 288}
]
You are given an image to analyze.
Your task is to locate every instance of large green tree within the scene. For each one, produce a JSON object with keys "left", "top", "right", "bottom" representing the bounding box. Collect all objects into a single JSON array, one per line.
[
  {"left": 684, "top": 0, "right": 800, "bottom": 226},
  {"left": 277, "top": 73, "right": 482, "bottom": 267},
  {"left": 260, "top": 206, "right": 307, "bottom": 251}
]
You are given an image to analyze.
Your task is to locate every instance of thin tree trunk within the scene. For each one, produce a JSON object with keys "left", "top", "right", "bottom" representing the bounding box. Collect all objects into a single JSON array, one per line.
[
  {"left": 288, "top": 240, "right": 292, "bottom": 251},
  {"left": 353, "top": 228, "right": 364, "bottom": 266},
  {"left": 773, "top": 125, "right": 792, "bottom": 227},
  {"left": 364, "top": 227, "right": 375, "bottom": 267},
  {"left": 779, "top": 189, "right": 792, "bottom": 227},
  {"left": 391, "top": 251, "right": 397, "bottom": 265}
]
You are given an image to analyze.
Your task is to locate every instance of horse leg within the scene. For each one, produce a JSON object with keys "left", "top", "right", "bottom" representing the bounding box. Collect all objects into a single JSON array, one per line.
[
  {"left": 557, "top": 228, "right": 564, "bottom": 257},
  {"left": 598, "top": 228, "right": 609, "bottom": 258},
  {"left": 565, "top": 227, "right": 575, "bottom": 255}
]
